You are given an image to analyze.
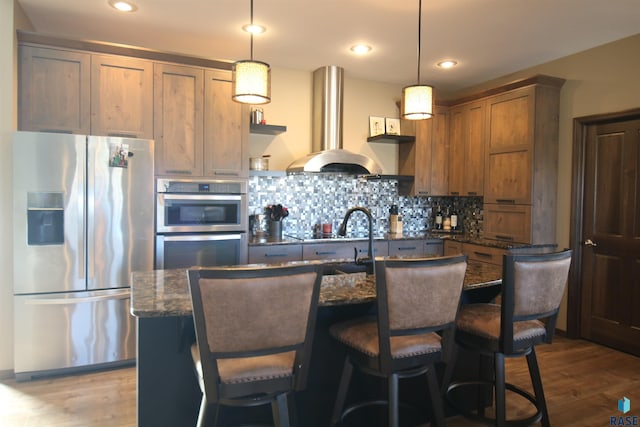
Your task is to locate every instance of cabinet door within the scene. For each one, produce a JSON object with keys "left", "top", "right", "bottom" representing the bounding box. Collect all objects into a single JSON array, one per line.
[
  {"left": 204, "top": 70, "right": 249, "bottom": 178},
  {"left": 449, "top": 101, "right": 485, "bottom": 196},
  {"left": 388, "top": 239, "right": 424, "bottom": 257},
  {"left": 484, "top": 87, "right": 534, "bottom": 203},
  {"left": 443, "top": 240, "right": 462, "bottom": 256},
  {"left": 248, "top": 245, "right": 302, "bottom": 264},
  {"left": 462, "top": 243, "right": 505, "bottom": 266},
  {"left": 483, "top": 203, "right": 532, "bottom": 244},
  {"left": 448, "top": 106, "right": 464, "bottom": 195},
  {"left": 91, "top": 55, "right": 153, "bottom": 138},
  {"left": 463, "top": 101, "right": 486, "bottom": 196},
  {"left": 154, "top": 64, "right": 204, "bottom": 176},
  {"left": 19, "top": 46, "right": 90, "bottom": 134},
  {"left": 399, "top": 107, "right": 448, "bottom": 196}
]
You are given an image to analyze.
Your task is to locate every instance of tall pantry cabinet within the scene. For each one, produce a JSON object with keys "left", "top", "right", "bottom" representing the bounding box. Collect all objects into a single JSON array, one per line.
[{"left": 482, "top": 77, "right": 565, "bottom": 244}]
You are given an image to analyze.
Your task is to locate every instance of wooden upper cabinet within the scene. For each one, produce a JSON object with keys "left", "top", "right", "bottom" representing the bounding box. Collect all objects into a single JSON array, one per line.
[
  {"left": 203, "top": 70, "right": 249, "bottom": 178},
  {"left": 91, "top": 55, "right": 153, "bottom": 139},
  {"left": 398, "top": 107, "right": 449, "bottom": 196},
  {"left": 153, "top": 63, "right": 204, "bottom": 177},
  {"left": 484, "top": 87, "right": 535, "bottom": 204},
  {"left": 448, "top": 100, "right": 485, "bottom": 196},
  {"left": 19, "top": 46, "right": 91, "bottom": 134}
]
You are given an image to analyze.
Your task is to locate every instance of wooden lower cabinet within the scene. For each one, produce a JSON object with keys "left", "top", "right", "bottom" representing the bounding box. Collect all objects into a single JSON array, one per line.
[
  {"left": 304, "top": 241, "right": 388, "bottom": 261},
  {"left": 462, "top": 243, "right": 505, "bottom": 267},
  {"left": 483, "top": 203, "right": 532, "bottom": 244},
  {"left": 443, "top": 240, "right": 463, "bottom": 256},
  {"left": 248, "top": 244, "right": 302, "bottom": 264}
]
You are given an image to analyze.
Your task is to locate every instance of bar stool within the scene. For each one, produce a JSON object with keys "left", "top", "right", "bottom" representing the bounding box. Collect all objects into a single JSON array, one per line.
[
  {"left": 188, "top": 263, "right": 323, "bottom": 427},
  {"left": 329, "top": 255, "right": 468, "bottom": 427},
  {"left": 443, "top": 249, "right": 572, "bottom": 426}
]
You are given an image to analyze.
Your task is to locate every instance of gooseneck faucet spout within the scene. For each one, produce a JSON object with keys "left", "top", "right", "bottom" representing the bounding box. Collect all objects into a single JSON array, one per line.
[{"left": 338, "top": 206, "right": 375, "bottom": 274}]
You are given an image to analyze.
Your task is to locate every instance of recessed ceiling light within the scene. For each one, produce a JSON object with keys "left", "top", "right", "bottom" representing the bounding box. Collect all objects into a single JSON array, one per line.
[
  {"left": 350, "top": 44, "right": 372, "bottom": 55},
  {"left": 242, "top": 24, "right": 266, "bottom": 34},
  {"left": 109, "top": 0, "right": 137, "bottom": 12},
  {"left": 437, "top": 60, "right": 458, "bottom": 69}
]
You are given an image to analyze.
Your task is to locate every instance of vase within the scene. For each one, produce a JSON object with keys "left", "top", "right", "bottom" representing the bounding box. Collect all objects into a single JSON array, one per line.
[{"left": 269, "top": 220, "right": 283, "bottom": 240}]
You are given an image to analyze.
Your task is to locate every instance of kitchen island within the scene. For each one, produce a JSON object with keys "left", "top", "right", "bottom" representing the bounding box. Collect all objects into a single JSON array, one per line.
[{"left": 131, "top": 259, "right": 502, "bottom": 427}]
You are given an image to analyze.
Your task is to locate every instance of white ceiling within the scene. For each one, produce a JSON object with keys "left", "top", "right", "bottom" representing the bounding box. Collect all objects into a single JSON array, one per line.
[{"left": 17, "top": 0, "right": 640, "bottom": 94}]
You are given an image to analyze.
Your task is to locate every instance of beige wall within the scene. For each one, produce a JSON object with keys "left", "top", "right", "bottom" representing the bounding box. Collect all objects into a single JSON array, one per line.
[
  {"left": 249, "top": 67, "right": 404, "bottom": 173},
  {"left": 448, "top": 33, "right": 640, "bottom": 330},
  {"left": 0, "top": 0, "right": 16, "bottom": 373}
]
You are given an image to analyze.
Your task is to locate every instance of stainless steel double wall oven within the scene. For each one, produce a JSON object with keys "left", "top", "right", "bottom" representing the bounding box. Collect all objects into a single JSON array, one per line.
[{"left": 155, "top": 179, "right": 248, "bottom": 269}]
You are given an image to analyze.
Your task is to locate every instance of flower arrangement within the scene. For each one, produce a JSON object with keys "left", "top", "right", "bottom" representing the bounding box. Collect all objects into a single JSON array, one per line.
[{"left": 266, "top": 204, "right": 289, "bottom": 221}]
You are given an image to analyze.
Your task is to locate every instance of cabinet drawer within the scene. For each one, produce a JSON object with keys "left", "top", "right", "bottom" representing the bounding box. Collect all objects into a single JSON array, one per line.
[
  {"left": 483, "top": 203, "right": 532, "bottom": 244},
  {"left": 388, "top": 239, "right": 425, "bottom": 257},
  {"left": 443, "top": 240, "right": 463, "bottom": 256},
  {"left": 303, "top": 241, "right": 387, "bottom": 261},
  {"left": 424, "top": 240, "right": 444, "bottom": 256},
  {"left": 462, "top": 243, "right": 505, "bottom": 266},
  {"left": 248, "top": 245, "right": 302, "bottom": 264}
]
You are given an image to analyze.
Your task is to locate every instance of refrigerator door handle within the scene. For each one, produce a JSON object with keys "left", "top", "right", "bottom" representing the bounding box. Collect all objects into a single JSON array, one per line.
[{"left": 23, "top": 290, "right": 131, "bottom": 305}]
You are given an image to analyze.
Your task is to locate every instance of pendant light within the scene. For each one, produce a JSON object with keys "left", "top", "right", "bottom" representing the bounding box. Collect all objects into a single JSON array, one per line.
[
  {"left": 232, "top": 0, "right": 271, "bottom": 104},
  {"left": 402, "top": 0, "right": 433, "bottom": 120}
]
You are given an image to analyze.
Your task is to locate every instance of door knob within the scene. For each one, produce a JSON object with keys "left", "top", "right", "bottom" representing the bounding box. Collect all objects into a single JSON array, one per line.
[{"left": 584, "top": 239, "right": 597, "bottom": 247}]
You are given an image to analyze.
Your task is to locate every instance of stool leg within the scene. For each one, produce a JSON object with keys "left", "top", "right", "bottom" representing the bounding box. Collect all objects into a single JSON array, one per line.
[
  {"left": 272, "top": 392, "right": 291, "bottom": 427},
  {"left": 331, "top": 356, "right": 354, "bottom": 427},
  {"left": 426, "top": 366, "right": 445, "bottom": 427},
  {"left": 440, "top": 332, "right": 458, "bottom": 396},
  {"left": 526, "top": 347, "right": 550, "bottom": 427},
  {"left": 494, "top": 353, "right": 506, "bottom": 427},
  {"left": 389, "top": 373, "right": 399, "bottom": 427},
  {"left": 197, "top": 396, "right": 208, "bottom": 427}
]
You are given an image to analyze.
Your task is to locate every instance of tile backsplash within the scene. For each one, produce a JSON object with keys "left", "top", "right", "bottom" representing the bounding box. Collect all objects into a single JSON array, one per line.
[{"left": 249, "top": 174, "right": 483, "bottom": 238}]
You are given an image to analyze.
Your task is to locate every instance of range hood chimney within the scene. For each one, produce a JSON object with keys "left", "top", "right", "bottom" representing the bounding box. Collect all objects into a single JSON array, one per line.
[{"left": 286, "top": 66, "right": 382, "bottom": 174}]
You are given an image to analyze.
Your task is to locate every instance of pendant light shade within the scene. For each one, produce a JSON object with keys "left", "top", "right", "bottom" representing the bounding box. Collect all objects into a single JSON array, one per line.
[
  {"left": 402, "top": 84, "right": 433, "bottom": 120},
  {"left": 402, "top": 0, "right": 433, "bottom": 120},
  {"left": 232, "top": 60, "right": 271, "bottom": 104},
  {"left": 232, "top": 0, "right": 271, "bottom": 104}
]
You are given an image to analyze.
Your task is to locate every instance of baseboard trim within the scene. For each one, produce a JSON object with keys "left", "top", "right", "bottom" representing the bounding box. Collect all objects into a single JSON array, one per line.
[{"left": 0, "top": 369, "right": 14, "bottom": 380}]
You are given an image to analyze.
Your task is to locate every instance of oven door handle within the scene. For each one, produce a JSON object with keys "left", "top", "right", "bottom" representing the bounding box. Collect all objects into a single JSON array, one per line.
[
  {"left": 161, "top": 234, "right": 244, "bottom": 242},
  {"left": 159, "top": 194, "right": 243, "bottom": 202}
]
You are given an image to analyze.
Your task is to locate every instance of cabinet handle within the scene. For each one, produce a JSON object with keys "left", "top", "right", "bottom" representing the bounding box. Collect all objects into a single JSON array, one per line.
[
  {"left": 495, "top": 235, "right": 514, "bottom": 241},
  {"left": 214, "top": 172, "right": 240, "bottom": 176},
  {"left": 165, "top": 170, "right": 192, "bottom": 175},
  {"left": 467, "top": 192, "right": 478, "bottom": 196},
  {"left": 265, "top": 253, "right": 288, "bottom": 258},
  {"left": 450, "top": 192, "right": 460, "bottom": 196},
  {"left": 398, "top": 246, "right": 417, "bottom": 251},
  {"left": 316, "top": 251, "right": 337, "bottom": 256},
  {"left": 39, "top": 129, "right": 73, "bottom": 134},
  {"left": 418, "top": 191, "right": 430, "bottom": 195},
  {"left": 473, "top": 251, "right": 493, "bottom": 258},
  {"left": 108, "top": 132, "right": 138, "bottom": 138},
  {"left": 496, "top": 199, "right": 516, "bottom": 204}
]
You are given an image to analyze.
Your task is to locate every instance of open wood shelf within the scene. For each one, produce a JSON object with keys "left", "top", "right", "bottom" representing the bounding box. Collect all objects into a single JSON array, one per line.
[
  {"left": 250, "top": 123, "right": 287, "bottom": 135},
  {"left": 367, "top": 134, "right": 415, "bottom": 144}
]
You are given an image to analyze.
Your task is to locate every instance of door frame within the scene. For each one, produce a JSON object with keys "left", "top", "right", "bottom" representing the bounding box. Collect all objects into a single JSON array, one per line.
[{"left": 567, "top": 107, "right": 640, "bottom": 338}]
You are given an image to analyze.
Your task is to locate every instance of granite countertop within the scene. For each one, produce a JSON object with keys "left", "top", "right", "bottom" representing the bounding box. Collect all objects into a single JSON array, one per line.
[{"left": 130, "top": 259, "right": 502, "bottom": 318}]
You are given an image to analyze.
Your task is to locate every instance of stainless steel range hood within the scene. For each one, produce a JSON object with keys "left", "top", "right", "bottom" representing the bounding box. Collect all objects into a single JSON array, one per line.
[{"left": 286, "top": 66, "right": 382, "bottom": 174}]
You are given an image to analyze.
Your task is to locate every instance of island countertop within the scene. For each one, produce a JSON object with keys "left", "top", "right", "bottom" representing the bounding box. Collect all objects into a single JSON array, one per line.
[{"left": 130, "top": 259, "right": 502, "bottom": 318}]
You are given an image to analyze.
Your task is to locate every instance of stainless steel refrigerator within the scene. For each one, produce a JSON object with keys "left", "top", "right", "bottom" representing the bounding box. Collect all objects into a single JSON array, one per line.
[{"left": 12, "top": 131, "right": 154, "bottom": 380}]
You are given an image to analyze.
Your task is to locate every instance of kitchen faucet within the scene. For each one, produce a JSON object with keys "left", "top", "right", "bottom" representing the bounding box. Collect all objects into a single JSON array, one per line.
[{"left": 338, "top": 206, "right": 375, "bottom": 274}]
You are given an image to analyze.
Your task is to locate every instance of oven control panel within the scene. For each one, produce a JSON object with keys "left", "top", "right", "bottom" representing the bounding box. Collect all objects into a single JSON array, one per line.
[{"left": 157, "top": 179, "right": 247, "bottom": 195}]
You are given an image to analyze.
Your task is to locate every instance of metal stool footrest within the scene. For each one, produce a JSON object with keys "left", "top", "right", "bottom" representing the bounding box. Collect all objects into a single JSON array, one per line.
[
  {"left": 445, "top": 380, "right": 543, "bottom": 427},
  {"left": 338, "top": 399, "right": 422, "bottom": 425}
]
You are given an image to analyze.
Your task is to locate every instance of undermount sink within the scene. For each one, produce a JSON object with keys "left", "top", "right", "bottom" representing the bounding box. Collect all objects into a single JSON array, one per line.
[{"left": 320, "top": 262, "right": 369, "bottom": 276}]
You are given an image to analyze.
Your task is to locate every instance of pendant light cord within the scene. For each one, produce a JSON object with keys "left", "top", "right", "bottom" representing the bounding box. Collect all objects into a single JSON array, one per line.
[
  {"left": 250, "top": 0, "right": 254, "bottom": 60},
  {"left": 416, "top": 0, "right": 422, "bottom": 85}
]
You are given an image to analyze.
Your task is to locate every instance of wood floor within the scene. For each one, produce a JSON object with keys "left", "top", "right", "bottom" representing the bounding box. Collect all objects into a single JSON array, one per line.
[{"left": 1, "top": 336, "right": 638, "bottom": 427}]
